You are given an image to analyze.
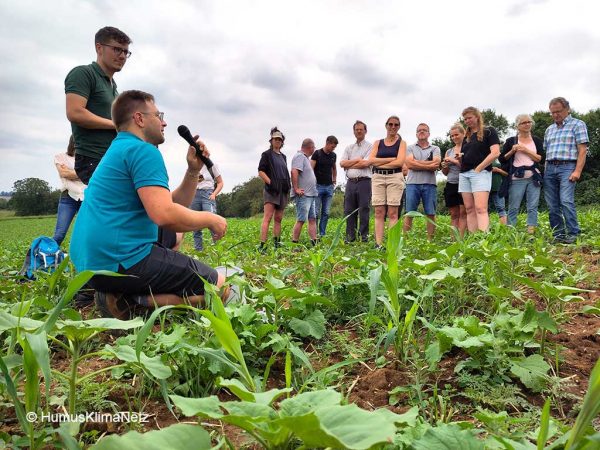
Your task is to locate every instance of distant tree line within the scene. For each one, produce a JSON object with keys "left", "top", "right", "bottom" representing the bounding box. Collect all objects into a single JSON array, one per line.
[{"left": 8, "top": 178, "right": 60, "bottom": 216}]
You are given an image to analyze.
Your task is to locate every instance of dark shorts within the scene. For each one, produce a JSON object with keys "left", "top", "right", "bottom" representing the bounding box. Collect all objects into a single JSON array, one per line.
[
  {"left": 88, "top": 244, "right": 218, "bottom": 297},
  {"left": 74, "top": 154, "right": 101, "bottom": 185},
  {"left": 444, "top": 182, "right": 463, "bottom": 208},
  {"left": 157, "top": 227, "right": 177, "bottom": 249},
  {"left": 264, "top": 189, "right": 289, "bottom": 210}
]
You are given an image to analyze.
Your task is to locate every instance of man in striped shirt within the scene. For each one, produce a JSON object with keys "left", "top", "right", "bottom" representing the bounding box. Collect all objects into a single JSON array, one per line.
[{"left": 543, "top": 97, "right": 589, "bottom": 244}]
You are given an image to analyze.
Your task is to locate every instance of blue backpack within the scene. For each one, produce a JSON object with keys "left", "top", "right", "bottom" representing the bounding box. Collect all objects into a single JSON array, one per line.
[{"left": 20, "top": 236, "right": 67, "bottom": 280}]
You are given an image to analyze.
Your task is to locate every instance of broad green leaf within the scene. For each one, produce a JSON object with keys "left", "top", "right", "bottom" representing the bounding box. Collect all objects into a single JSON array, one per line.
[
  {"left": 0, "top": 310, "right": 45, "bottom": 331},
  {"left": 279, "top": 390, "right": 342, "bottom": 416},
  {"left": 456, "top": 316, "right": 486, "bottom": 336},
  {"left": 107, "top": 344, "right": 171, "bottom": 379},
  {"left": 510, "top": 355, "right": 550, "bottom": 392},
  {"left": 90, "top": 423, "right": 212, "bottom": 450},
  {"left": 412, "top": 423, "right": 484, "bottom": 450},
  {"left": 289, "top": 309, "right": 326, "bottom": 339},
  {"left": 171, "top": 395, "right": 224, "bottom": 418},
  {"left": 222, "top": 401, "right": 276, "bottom": 420},
  {"left": 426, "top": 341, "right": 443, "bottom": 366},
  {"left": 56, "top": 317, "right": 144, "bottom": 341},
  {"left": 294, "top": 404, "right": 402, "bottom": 449},
  {"left": 420, "top": 267, "right": 465, "bottom": 281}
]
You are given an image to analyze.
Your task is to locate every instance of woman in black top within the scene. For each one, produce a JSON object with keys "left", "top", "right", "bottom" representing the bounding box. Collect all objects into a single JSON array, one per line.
[
  {"left": 368, "top": 115, "right": 406, "bottom": 247},
  {"left": 459, "top": 106, "right": 500, "bottom": 232},
  {"left": 258, "top": 127, "right": 291, "bottom": 250}
]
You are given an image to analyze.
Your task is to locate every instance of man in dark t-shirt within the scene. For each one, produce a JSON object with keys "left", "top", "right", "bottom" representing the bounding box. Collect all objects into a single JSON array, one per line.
[
  {"left": 310, "top": 135, "right": 338, "bottom": 236},
  {"left": 65, "top": 26, "right": 132, "bottom": 184}
]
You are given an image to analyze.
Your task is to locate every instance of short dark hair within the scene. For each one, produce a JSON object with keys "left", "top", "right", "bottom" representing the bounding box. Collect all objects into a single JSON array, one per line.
[
  {"left": 353, "top": 120, "right": 367, "bottom": 132},
  {"left": 95, "top": 26, "right": 132, "bottom": 45},
  {"left": 326, "top": 135, "right": 338, "bottom": 145},
  {"left": 112, "top": 90, "right": 155, "bottom": 131}
]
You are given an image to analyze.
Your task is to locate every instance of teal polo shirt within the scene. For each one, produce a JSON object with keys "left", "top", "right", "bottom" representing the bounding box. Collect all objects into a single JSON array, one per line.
[
  {"left": 70, "top": 132, "right": 170, "bottom": 272},
  {"left": 65, "top": 61, "right": 118, "bottom": 159}
]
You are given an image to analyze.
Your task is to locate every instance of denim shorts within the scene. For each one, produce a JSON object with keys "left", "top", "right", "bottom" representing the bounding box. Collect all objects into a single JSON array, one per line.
[
  {"left": 458, "top": 170, "right": 492, "bottom": 193},
  {"left": 405, "top": 184, "right": 437, "bottom": 215},
  {"left": 294, "top": 195, "right": 317, "bottom": 222}
]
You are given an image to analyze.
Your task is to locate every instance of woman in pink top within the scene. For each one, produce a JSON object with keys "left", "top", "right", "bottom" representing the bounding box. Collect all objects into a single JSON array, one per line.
[{"left": 499, "top": 114, "right": 543, "bottom": 233}]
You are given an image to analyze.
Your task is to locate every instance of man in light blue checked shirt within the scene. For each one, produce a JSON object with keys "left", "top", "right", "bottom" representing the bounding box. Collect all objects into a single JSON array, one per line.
[{"left": 543, "top": 97, "right": 589, "bottom": 244}]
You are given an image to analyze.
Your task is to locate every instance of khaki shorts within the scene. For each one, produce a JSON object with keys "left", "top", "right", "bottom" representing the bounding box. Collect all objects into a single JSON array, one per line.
[{"left": 371, "top": 172, "right": 405, "bottom": 206}]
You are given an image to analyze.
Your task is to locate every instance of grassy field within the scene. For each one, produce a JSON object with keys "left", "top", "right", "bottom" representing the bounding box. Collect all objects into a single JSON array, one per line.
[{"left": 0, "top": 211, "right": 599, "bottom": 449}]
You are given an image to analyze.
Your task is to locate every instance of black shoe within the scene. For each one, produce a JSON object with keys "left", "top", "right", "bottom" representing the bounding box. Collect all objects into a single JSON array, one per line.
[
  {"left": 553, "top": 235, "right": 576, "bottom": 244},
  {"left": 258, "top": 242, "right": 267, "bottom": 254}
]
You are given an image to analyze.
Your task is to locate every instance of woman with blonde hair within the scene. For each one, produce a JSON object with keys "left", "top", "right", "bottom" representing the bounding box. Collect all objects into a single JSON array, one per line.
[
  {"left": 368, "top": 115, "right": 406, "bottom": 248},
  {"left": 499, "top": 114, "right": 543, "bottom": 233},
  {"left": 442, "top": 123, "right": 467, "bottom": 237},
  {"left": 458, "top": 107, "right": 500, "bottom": 232}
]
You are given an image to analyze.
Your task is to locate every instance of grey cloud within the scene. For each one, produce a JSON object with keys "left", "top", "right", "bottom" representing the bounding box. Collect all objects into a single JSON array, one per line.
[
  {"left": 249, "top": 66, "right": 297, "bottom": 91},
  {"left": 506, "top": 0, "right": 548, "bottom": 17},
  {"left": 330, "top": 48, "right": 416, "bottom": 94}
]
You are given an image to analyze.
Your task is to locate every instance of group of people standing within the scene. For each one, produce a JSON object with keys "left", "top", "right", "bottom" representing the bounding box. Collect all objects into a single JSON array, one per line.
[
  {"left": 258, "top": 99, "right": 589, "bottom": 248},
  {"left": 52, "top": 24, "right": 589, "bottom": 319}
]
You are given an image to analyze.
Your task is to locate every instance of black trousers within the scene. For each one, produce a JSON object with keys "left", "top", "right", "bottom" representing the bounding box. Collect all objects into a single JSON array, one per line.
[{"left": 344, "top": 178, "right": 371, "bottom": 242}]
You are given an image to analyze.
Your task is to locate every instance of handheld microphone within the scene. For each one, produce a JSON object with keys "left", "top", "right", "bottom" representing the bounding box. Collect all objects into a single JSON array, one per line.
[{"left": 177, "top": 125, "right": 214, "bottom": 169}]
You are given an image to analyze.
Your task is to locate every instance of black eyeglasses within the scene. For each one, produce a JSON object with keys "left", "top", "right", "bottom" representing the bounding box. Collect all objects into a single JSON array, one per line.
[
  {"left": 101, "top": 43, "right": 132, "bottom": 58},
  {"left": 141, "top": 111, "right": 165, "bottom": 121},
  {"left": 386, "top": 123, "right": 400, "bottom": 127},
  {"left": 417, "top": 129, "right": 429, "bottom": 133}
]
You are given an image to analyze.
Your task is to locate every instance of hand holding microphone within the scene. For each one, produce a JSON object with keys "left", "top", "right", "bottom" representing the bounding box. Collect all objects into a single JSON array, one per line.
[{"left": 177, "top": 125, "right": 214, "bottom": 169}]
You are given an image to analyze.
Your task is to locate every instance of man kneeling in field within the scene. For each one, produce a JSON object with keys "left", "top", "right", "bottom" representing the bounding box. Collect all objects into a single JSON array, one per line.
[{"left": 70, "top": 90, "right": 228, "bottom": 319}]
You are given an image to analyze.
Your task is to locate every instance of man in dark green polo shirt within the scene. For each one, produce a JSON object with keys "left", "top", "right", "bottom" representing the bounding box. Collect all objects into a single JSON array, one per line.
[{"left": 65, "top": 26, "right": 132, "bottom": 184}]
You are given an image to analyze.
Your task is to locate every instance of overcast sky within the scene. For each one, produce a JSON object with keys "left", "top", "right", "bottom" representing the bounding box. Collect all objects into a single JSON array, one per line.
[{"left": 1, "top": 0, "right": 599, "bottom": 193}]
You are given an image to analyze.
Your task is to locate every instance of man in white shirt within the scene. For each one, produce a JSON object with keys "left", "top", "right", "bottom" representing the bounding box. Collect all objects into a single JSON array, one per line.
[{"left": 340, "top": 121, "right": 372, "bottom": 242}]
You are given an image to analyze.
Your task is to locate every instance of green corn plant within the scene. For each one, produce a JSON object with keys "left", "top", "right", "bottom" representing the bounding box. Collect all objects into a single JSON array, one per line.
[{"left": 566, "top": 357, "right": 600, "bottom": 449}]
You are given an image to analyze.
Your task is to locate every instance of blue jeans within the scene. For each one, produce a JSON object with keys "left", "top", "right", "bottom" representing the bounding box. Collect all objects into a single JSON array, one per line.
[
  {"left": 543, "top": 162, "right": 579, "bottom": 237},
  {"left": 53, "top": 194, "right": 82, "bottom": 246},
  {"left": 294, "top": 195, "right": 317, "bottom": 222},
  {"left": 190, "top": 189, "right": 216, "bottom": 251},
  {"left": 507, "top": 178, "right": 541, "bottom": 227},
  {"left": 489, "top": 191, "right": 507, "bottom": 217},
  {"left": 405, "top": 184, "right": 437, "bottom": 215},
  {"left": 316, "top": 184, "right": 334, "bottom": 236}
]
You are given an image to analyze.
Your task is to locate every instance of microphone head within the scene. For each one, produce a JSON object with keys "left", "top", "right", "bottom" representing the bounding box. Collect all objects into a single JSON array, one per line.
[{"left": 177, "top": 125, "right": 192, "bottom": 139}]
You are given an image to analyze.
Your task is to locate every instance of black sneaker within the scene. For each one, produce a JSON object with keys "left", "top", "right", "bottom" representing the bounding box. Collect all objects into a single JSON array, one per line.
[
  {"left": 95, "top": 292, "right": 149, "bottom": 320},
  {"left": 553, "top": 235, "right": 577, "bottom": 245}
]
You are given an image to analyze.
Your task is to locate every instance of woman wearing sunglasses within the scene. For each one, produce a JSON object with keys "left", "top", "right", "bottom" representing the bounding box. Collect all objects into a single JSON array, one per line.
[{"left": 368, "top": 116, "right": 406, "bottom": 248}]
